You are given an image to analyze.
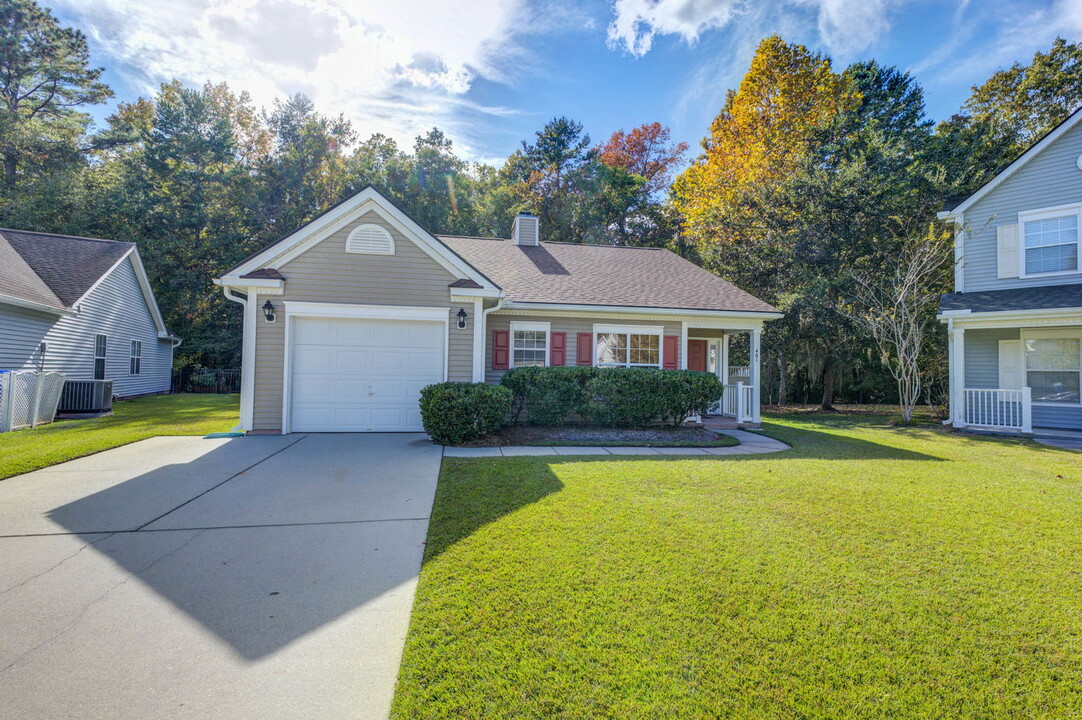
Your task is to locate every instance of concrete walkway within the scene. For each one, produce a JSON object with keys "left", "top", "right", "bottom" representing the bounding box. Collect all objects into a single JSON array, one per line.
[
  {"left": 0, "top": 433, "right": 442, "bottom": 720},
  {"left": 444, "top": 429, "right": 789, "bottom": 457}
]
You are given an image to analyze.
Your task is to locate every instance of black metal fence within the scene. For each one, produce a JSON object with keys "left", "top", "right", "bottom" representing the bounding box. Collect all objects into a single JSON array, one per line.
[{"left": 172, "top": 368, "right": 241, "bottom": 394}]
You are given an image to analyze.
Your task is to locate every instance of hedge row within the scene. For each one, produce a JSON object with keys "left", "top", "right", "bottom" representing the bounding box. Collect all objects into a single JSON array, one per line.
[{"left": 501, "top": 366, "right": 724, "bottom": 429}]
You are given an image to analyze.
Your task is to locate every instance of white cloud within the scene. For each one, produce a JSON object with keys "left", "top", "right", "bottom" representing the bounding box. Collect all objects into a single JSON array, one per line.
[
  {"left": 607, "top": 0, "right": 742, "bottom": 57},
  {"left": 54, "top": 0, "right": 534, "bottom": 158},
  {"left": 608, "top": 0, "right": 901, "bottom": 58}
]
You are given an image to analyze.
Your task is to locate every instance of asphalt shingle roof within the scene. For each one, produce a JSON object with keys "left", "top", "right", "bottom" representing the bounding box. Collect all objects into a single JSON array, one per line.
[
  {"left": 439, "top": 236, "right": 778, "bottom": 314},
  {"left": 0, "top": 229, "right": 133, "bottom": 308},
  {"left": 939, "top": 284, "right": 1082, "bottom": 313}
]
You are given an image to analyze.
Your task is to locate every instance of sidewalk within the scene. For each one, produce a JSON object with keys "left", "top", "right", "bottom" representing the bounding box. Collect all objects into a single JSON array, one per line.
[{"left": 444, "top": 429, "right": 789, "bottom": 457}]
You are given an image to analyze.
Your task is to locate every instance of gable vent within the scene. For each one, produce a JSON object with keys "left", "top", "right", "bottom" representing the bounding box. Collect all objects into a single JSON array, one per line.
[{"left": 346, "top": 223, "right": 395, "bottom": 255}]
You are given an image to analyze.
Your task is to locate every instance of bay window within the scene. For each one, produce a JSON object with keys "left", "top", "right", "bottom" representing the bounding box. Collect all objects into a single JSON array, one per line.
[
  {"left": 510, "top": 321, "right": 549, "bottom": 367},
  {"left": 1021, "top": 206, "right": 1080, "bottom": 276},
  {"left": 594, "top": 325, "right": 663, "bottom": 368},
  {"left": 1024, "top": 330, "right": 1081, "bottom": 404}
]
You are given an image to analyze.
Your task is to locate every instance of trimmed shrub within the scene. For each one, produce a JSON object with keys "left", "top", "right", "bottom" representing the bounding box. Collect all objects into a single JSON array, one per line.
[
  {"left": 583, "top": 368, "right": 667, "bottom": 428},
  {"left": 654, "top": 370, "right": 726, "bottom": 427},
  {"left": 501, "top": 366, "right": 598, "bottom": 426},
  {"left": 585, "top": 368, "right": 726, "bottom": 428},
  {"left": 419, "top": 382, "right": 511, "bottom": 445}
]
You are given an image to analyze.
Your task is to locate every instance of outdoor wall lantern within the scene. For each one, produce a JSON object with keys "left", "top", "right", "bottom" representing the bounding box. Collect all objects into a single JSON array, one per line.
[
  {"left": 457, "top": 307, "right": 468, "bottom": 329},
  {"left": 262, "top": 299, "right": 276, "bottom": 323}
]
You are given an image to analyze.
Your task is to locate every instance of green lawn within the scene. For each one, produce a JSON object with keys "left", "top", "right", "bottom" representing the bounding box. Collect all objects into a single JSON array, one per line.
[
  {"left": 393, "top": 413, "right": 1082, "bottom": 719},
  {"left": 0, "top": 393, "right": 239, "bottom": 480}
]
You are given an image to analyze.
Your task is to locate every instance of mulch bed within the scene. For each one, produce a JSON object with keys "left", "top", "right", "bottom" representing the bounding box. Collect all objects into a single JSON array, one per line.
[{"left": 459, "top": 425, "right": 737, "bottom": 448}]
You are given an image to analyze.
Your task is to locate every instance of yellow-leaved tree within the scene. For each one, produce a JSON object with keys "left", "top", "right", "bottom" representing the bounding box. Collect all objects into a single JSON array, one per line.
[{"left": 673, "top": 35, "right": 858, "bottom": 247}]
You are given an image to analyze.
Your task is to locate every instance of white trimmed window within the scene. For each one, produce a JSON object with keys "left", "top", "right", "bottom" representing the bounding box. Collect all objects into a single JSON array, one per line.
[
  {"left": 594, "top": 324, "right": 663, "bottom": 368},
  {"left": 94, "top": 334, "right": 107, "bottom": 380},
  {"left": 510, "top": 321, "right": 549, "bottom": 367},
  {"left": 1024, "top": 330, "right": 1081, "bottom": 405},
  {"left": 1021, "top": 205, "right": 1080, "bottom": 276},
  {"left": 129, "top": 340, "right": 142, "bottom": 375}
]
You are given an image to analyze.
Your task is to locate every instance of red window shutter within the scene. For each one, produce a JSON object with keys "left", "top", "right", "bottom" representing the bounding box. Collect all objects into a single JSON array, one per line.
[
  {"left": 550, "top": 332, "right": 567, "bottom": 366},
  {"left": 576, "top": 332, "right": 593, "bottom": 366},
  {"left": 493, "top": 329, "right": 510, "bottom": 370},
  {"left": 663, "top": 335, "right": 679, "bottom": 370}
]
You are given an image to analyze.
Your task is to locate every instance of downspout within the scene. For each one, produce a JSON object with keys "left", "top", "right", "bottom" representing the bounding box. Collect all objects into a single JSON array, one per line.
[
  {"left": 221, "top": 286, "right": 250, "bottom": 432},
  {"left": 478, "top": 296, "right": 505, "bottom": 380}
]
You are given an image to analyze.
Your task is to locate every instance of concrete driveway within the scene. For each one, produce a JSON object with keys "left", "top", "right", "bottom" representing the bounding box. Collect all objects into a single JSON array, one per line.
[{"left": 0, "top": 433, "right": 442, "bottom": 720}]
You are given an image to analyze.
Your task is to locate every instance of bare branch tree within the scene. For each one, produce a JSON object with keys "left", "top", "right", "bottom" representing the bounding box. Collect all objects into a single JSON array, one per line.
[{"left": 848, "top": 226, "right": 952, "bottom": 423}]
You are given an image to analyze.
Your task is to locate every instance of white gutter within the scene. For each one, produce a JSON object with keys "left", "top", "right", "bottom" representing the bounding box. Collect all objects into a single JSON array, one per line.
[
  {"left": 477, "top": 295, "right": 506, "bottom": 380},
  {"left": 221, "top": 286, "right": 254, "bottom": 432},
  {"left": 499, "top": 301, "right": 783, "bottom": 320},
  {"left": 0, "top": 293, "right": 73, "bottom": 316}
]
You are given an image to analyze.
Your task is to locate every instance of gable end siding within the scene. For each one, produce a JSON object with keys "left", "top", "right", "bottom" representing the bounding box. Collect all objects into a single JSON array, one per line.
[
  {"left": 251, "top": 210, "right": 474, "bottom": 431},
  {"left": 964, "top": 121, "right": 1082, "bottom": 292}
]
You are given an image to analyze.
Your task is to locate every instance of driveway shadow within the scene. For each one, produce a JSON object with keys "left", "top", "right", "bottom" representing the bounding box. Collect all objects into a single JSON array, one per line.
[{"left": 42, "top": 434, "right": 439, "bottom": 661}]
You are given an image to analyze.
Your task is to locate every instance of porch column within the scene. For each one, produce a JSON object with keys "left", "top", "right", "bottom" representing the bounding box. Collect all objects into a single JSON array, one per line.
[
  {"left": 949, "top": 323, "right": 966, "bottom": 427},
  {"left": 720, "top": 333, "right": 730, "bottom": 384},
  {"left": 750, "top": 328, "right": 761, "bottom": 423}
]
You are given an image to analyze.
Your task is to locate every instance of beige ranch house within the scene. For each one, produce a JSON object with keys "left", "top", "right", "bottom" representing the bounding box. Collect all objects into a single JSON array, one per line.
[{"left": 215, "top": 187, "right": 780, "bottom": 434}]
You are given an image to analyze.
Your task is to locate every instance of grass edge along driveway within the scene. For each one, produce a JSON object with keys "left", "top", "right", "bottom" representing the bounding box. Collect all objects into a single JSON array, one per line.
[
  {"left": 393, "top": 413, "right": 1082, "bottom": 719},
  {"left": 0, "top": 393, "right": 239, "bottom": 480}
]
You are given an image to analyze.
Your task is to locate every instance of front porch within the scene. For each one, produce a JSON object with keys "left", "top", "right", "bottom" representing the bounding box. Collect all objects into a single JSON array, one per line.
[
  {"left": 946, "top": 320, "right": 1081, "bottom": 434},
  {"left": 684, "top": 325, "right": 761, "bottom": 426}
]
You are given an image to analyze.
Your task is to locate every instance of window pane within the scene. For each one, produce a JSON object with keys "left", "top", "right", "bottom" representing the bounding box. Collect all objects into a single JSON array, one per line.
[
  {"left": 596, "top": 333, "right": 628, "bottom": 365},
  {"left": 95, "top": 335, "right": 106, "bottom": 358},
  {"left": 1025, "top": 244, "right": 1078, "bottom": 274},
  {"left": 94, "top": 358, "right": 105, "bottom": 381},
  {"left": 1025, "top": 338, "right": 1081, "bottom": 371},
  {"left": 629, "top": 334, "right": 660, "bottom": 366},
  {"left": 1028, "top": 371, "right": 1081, "bottom": 403},
  {"left": 512, "top": 330, "right": 547, "bottom": 367},
  {"left": 1024, "top": 215, "right": 1077, "bottom": 247}
]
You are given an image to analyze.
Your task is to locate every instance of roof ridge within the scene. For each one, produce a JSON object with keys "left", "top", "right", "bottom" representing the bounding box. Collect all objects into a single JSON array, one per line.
[
  {"left": 440, "top": 234, "right": 667, "bottom": 251},
  {"left": 0, "top": 227, "right": 133, "bottom": 245}
]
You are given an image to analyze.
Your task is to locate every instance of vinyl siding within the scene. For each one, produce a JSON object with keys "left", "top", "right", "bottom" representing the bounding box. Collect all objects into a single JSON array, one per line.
[
  {"left": 963, "top": 119, "right": 1082, "bottom": 292},
  {"left": 963, "top": 326, "right": 1081, "bottom": 430},
  {"left": 484, "top": 314, "right": 684, "bottom": 383},
  {"left": 251, "top": 210, "right": 474, "bottom": 431},
  {"left": 0, "top": 257, "right": 172, "bottom": 397}
]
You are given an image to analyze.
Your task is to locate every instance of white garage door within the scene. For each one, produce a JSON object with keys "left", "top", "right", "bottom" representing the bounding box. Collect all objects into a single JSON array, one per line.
[{"left": 289, "top": 316, "right": 445, "bottom": 432}]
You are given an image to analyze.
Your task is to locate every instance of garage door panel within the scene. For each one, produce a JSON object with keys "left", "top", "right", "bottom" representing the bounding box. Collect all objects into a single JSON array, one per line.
[
  {"left": 335, "top": 349, "right": 371, "bottom": 372},
  {"left": 293, "top": 318, "right": 336, "bottom": 344},
  {"left": 290, "top": 315, "right": 446, "bottom": 432}
]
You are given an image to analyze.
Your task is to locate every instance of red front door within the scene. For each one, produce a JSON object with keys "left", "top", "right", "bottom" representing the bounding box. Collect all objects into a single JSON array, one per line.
[{"left": 688, "top": 339, "right": 708, "bottom": 372}]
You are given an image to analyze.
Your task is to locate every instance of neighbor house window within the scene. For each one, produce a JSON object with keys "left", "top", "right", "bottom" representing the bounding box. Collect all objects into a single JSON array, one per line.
[
  {"left": 1022, "top": 207, "right": 1080, "bottom": 275},
  {"left": 94, "top": 334, "right": 107, "bottom": 380},
  {"left": 129, "top": 340, "right": 142, "bottom": 375},
  {"left": 510, "top": 322, "right": 549, "bottom": 367},
  {"left": 594, "top": 325, "right": 662, "bottom": 368},
  {"left": 1024, "top": 331, "right": 1081, "bottom": 404}
]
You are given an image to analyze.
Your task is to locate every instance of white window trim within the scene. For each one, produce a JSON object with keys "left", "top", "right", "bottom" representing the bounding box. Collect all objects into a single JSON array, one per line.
[
  {"left": 509, "top": 321, "right": 550, "bottom": 368},
  {"left": 1018, "top": 203, "right": 1082, "bottom": 279},
  {"left": 129, "top": 339, "right": 142, "bottom": 376},
  {"left": 94, "top": 334, "right": 108, "bottom": 380},
  {"left": 592, "top": 323, "right": 664, "bottom": 368},
  {"left": 1021, "top": 327, "right": 1082, "bottom": 407}
]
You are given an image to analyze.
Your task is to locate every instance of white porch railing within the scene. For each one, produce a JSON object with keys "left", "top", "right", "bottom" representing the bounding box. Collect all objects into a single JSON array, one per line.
[
  {"left": 721, "top": 382, "right": 756, "bottom": 424},
  {"left": 962, "top": 387, "right": 1032, "bottom": 432},
  {"left": 728, "top": 365, "right": 750, "bottom": 380}
]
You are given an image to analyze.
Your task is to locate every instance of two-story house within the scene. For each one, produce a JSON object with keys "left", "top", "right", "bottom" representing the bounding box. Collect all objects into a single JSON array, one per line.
[{"left": 938, "top": 108, "right": 1082, "bottom": 434}]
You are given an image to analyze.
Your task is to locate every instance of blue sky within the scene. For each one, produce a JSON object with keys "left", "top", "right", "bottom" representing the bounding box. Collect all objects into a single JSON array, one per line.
[{"left": 52, "top": 0, "right": 1082, "bottom": 164}]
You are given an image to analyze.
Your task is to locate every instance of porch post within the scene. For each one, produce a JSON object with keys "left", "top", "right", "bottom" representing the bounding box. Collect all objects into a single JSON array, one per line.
[
  {"left": 1021, "top": 387, "right": 1033, "bottom": 433},
  {"left": 750, "top": 328, "right": 761, "bottom": 423},
  {"left": 720, "top": 333, "right": 730, "bottom": 385},
  {"left": 949, "top": 322, "right": 966, "bottom": 428}
]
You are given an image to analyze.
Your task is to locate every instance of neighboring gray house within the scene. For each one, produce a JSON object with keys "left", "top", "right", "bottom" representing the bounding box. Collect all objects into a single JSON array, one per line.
[
  {"left": 938, "top": 107, "right": 1082, "bottom": 433},
  {"left": 0, "top": 229, "right": 179, "bottom": 397},
  {"left": 215, "top": 187, "right": 780, "bottom": 434}
]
